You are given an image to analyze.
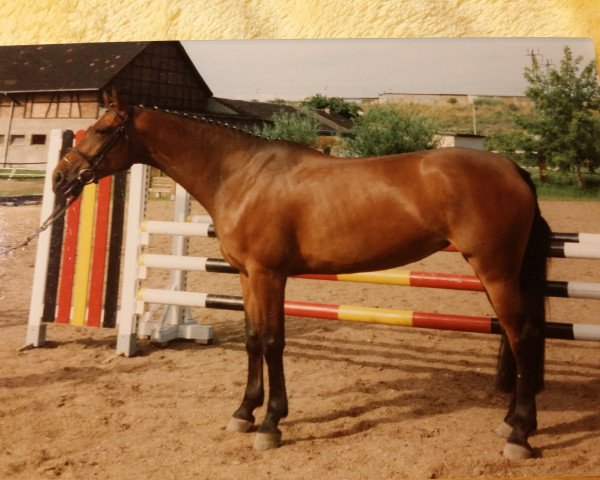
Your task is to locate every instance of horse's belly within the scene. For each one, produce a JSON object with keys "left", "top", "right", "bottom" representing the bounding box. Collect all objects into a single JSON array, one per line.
[{"left": 294, "top": 223, "right": 448, "bottom": 275}]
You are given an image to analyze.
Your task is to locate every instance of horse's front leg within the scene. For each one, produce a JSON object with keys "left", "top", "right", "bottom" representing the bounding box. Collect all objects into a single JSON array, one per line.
[
  {"left": 226, "top": 312, "right": 264, "bottom": 433},
  {"left": 229, "top": 268, "right": 288, "bottom": 450}
]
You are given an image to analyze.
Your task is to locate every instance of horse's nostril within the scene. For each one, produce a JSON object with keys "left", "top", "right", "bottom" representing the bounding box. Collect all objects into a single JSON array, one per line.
[{"left": 53, "top": 171, "right": 65, "bottom": 185}]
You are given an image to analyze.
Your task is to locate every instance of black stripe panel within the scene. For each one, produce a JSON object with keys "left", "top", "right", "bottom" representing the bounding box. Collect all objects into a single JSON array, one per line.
[
  {"left": 545, "top": 322, "right": 575, "bottom": 340},
  {"left": 543, "top": 281, "right": 569, "bottom": 298},
  {"left": 548, "top": 244, "right": 566, "bottom": 258},
  {"left": 205, "top": 258, "right": 238, "bottom": 274},
  {"left": 490, "top": 317, "right": 575, "bottom": 340},
  {"left": 551, "top": 232, "right": 579, "bottom": 243},
  {"left": 490, "top": 318, "right": 502, "bottom": 335},
  {"left": 103, "top": 171, "right": 127, "bottom": 328},
  {"left": 205, "top": 294, "right": 245, "bottom": 311}
]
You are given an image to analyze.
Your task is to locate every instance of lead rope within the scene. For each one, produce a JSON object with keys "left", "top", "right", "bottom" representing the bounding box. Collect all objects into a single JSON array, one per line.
[{"left": 0, "top": 194, "right": 78, "bottom": 257}]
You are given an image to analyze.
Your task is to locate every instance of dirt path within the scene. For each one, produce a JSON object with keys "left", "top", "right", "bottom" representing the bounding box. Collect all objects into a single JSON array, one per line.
[{"left": 0, "top": 200, "right": 599, "bottom": 479}]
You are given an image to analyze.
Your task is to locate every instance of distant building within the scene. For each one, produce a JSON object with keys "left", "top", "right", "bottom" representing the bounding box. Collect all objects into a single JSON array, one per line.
[
  {"left": 379, "top": 92, "right": 530, "bottom": 107},
  {"left": 0, "top": 41, "right": 212, "bottom": 166},
  {"left": 438, "top": 133, "right": 486, "bottom": 150},
  {"left": 210, "top": 98, "right": 353, "bottom": 136}
]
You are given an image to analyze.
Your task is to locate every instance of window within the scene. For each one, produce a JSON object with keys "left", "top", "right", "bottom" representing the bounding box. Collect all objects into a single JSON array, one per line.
[
  {"left": 31, "top": 134, "right": 47, "bottom": 145},
  {"left": 10, "top": 135, "right": 25, "bottom": 145},
  {"left": 0, "top": 135, "right": 4, "bottom": 144}
]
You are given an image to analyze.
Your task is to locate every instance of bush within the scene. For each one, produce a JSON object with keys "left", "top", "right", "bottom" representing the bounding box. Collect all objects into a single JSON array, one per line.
[
  {"left": 301, "top": 94, "right": 361, "bottom": 119},
  {"left": 345, "top": 105, "right": 439, "bottom": 157},
  {"left": 255, "top": 111, "right": 319, "bottom": 147},
  {"left": 473, "top": 97, "right": 503, "bottom": 106}
]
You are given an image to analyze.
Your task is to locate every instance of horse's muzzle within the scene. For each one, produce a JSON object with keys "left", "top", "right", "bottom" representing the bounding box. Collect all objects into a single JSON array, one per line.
[{"left": 52, "top": 169, "right": 82, "bottom": 197}]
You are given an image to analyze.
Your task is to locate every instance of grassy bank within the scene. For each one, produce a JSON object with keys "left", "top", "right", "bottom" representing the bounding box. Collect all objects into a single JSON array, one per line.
[
  {"left": 529, "top": 171, "right": 600, "bottom": 201},
  {"left": 375, "top": 99, "right": 533, "bottom": 136},
  {"left": 0, "top": 179, "right": 45, "bottom": 197}
]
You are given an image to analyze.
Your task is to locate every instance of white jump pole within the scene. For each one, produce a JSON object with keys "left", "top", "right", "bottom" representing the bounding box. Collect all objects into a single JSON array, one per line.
[
  {"left": 116, "top": 163, "right": 147, "bottom": 356},
  {"left": 562, "top": 243, "right": 600, "bottom": 260},
  {"left": 141, "top": 220, "right": 212, "bottom": 237},
  {"left": 25, "top": 129, "right": 65, "bottom": 347}
]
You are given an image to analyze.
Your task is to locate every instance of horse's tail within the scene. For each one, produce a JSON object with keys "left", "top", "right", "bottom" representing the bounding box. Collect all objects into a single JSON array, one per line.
[{"left": 496, "top": 167, "right": 551, "bottom": 394}]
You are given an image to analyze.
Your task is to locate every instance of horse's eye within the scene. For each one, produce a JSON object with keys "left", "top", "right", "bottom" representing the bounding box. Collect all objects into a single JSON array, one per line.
[{"left": 96, "top": 126, "right": 112, "bottom": 135}]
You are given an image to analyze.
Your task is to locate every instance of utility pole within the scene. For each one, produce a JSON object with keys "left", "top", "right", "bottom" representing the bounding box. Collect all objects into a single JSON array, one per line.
[
  {"left": 2, "top": 94, "right": 15, "bottom": 166},
  {"left": 467, "top": 95, "right": 477, "bottom": 135}
]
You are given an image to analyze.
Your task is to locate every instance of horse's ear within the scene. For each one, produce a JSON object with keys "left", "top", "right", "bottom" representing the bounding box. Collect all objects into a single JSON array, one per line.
[
  {"left": 110, "top": 85, "right": 122, "bottom": 109},
  {"left": 102, "top": 90, "right": 111, "bottom": 108},
  {"left": 103, "top": 86, "right": 122, "bottom": 109}
]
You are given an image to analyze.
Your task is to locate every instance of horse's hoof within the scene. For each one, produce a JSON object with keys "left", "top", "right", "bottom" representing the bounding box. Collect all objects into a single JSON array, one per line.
[
  {"left": 495, "top": 421, "right": 513, "bottom": 439},
  {"left": 503, "top": 442, "right": 533, "bottom": 459},
  {"left": 226, "top": 417, "right": 253, "bottom": 433},
  {"left": 253, "top": 431, "right": 282, "bottom": 451}
]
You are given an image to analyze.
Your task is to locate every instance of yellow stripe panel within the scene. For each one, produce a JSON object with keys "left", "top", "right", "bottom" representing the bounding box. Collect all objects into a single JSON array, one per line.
[
  {"left": 338, "top": 269, "right": 411, "bottom": 285},
  {"left": 71, "top": 182, "right": 97, "bottom": 326},
  {"left": 338, "top": 305, "right": 414, "bottom": 326}
]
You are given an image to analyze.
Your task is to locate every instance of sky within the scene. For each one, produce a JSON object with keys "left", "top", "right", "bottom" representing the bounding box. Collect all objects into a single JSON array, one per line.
[{"left": 183, "top": 37, "right": 596, "bottom": 101}]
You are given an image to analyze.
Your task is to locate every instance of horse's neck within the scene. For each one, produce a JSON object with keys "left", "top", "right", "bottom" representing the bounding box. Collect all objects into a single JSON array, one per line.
[{"left": 136, "top": 111, "right": 255, "bottom": 216}]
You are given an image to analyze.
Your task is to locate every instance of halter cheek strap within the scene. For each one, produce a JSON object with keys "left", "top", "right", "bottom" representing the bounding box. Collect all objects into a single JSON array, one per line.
[{"left": 64, "top": 108, "right": 130, "bottom": 186}]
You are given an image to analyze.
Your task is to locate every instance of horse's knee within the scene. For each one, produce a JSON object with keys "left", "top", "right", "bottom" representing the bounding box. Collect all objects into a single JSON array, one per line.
[
  {"left": 262, "top": 335, "right": 285, "bottom": 358},
  {"left": 245, "top": 330, "right": 262, "bottom": 355}
]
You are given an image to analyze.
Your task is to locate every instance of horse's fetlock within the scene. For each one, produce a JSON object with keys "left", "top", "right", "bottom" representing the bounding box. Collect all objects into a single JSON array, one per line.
[
  {"left": 257, "top": 422, "right": 282, "bottom": 435},
  {"left": 233, "top": 407, "right": 256, "bottom": 425}
]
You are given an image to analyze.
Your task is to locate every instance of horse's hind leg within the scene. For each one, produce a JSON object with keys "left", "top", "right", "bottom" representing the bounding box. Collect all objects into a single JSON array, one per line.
[
  {"left": 464, "top": 239, "right": 542, "bottom": 459},
  {"left": 480, "top": 277, "right": 541, "bottom": 459}
]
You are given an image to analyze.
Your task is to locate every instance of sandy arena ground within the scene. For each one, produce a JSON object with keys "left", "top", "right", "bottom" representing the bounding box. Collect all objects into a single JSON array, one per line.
[{"left": 0, "top": 198, "right": 599, "bottom": 479}]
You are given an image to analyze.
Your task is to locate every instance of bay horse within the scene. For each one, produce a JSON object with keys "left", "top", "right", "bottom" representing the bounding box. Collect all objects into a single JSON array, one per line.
[{"left": 52, "top": 90, "right": 550, "bottom": 459}]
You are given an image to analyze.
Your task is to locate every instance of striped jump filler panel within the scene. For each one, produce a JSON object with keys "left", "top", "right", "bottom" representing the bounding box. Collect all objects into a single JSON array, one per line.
[{"left": 39, "top": 130, "right": 126, "bottom": 329}]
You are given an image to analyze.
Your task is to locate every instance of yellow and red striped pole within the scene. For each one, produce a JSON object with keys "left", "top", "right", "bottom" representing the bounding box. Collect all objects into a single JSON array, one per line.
[{"left": 298, "top": 270, "right": 484, "bottom": 291}]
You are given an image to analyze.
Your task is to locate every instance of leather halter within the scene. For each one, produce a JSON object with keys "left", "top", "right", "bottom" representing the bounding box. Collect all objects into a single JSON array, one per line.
[{"left": 63, "top": 107, "right": 129, "bottom": 187}]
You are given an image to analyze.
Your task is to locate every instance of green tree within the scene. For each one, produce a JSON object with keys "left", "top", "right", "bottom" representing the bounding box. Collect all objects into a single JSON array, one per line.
[
  {"left": 485, "top": 130, "right": 547, "bottom": 181},
  {"left": 301, "top": 94, "right": 361, "bottom": 119},
  {"left": 346, "top": 105, "right": 439, "bottom": 157},
  {"left": 510, "top": 46, "right": 600, "bottom": 187},
  {"left": 256, "top": 111, "right": 319, "bottom": 146}
]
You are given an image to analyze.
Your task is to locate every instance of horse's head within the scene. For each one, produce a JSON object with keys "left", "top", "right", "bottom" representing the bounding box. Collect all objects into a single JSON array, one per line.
[{"left": 52, "top": 88, "right": 133, "bottom": 196}]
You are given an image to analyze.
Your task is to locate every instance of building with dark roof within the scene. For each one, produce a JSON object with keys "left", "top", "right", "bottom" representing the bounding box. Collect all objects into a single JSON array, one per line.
[
  {"left": 0, "top": 41, "right": 213, "bottom": 166},
  {"left": 210, "top": 98, "right": 354, "bottom": 137},
  {"left": 0, "top": 41, "right": 354, "bottom": 166}
]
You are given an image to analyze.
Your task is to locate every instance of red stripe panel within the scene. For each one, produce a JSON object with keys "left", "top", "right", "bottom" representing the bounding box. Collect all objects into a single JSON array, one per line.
[
  {"left": 409, "top": 271, "right": 485, "bottom": 291},
  {"left": 412, "top": 311, "right": 491, "bottom": 334},
  {"left": 55, "top": 130, "right": 85, "bottom": 325},
  {"left": 55, "top": 195, "right": 81, "bottom": 324},
  {"left": 284, "top": 301, "right": 340, "bottom": 320},
  {"left": 86, "top": 176, "right": 112, "bottom": 327}
]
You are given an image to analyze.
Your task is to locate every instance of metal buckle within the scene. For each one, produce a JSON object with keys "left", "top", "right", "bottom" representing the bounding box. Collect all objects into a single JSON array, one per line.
[{"left": 77, "top": 168, "right": 98, "bottom": 185}]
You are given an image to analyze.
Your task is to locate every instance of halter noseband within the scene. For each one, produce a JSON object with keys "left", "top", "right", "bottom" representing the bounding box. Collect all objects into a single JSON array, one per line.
[{"left": 63, "top": 107, "right": 129, "bottom": 187}]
